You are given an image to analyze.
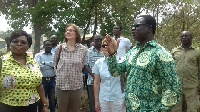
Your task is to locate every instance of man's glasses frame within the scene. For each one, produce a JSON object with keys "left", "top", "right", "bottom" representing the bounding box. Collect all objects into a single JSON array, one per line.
[{"left": 131, "top": 24, "right": 151, "bottom": 30}]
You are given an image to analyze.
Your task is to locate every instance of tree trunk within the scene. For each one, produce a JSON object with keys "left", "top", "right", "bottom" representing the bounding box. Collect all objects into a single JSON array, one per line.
[
  {"left": 93, "top": 5, "right": 97, "bottom": 37},
  {"left": 81, "top": 17, "right": 91, "bottom": 44},
  {"left": 33, "top": 23, "right": 41, "bottom": 57},
  {"left": 31, "top": 0, "right": 43, "bottom": 57}
]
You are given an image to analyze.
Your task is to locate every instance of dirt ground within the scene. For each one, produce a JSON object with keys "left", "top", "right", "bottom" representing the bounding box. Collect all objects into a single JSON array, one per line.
[{"left": 80, "top": 90, "right": 89, "bottom": 112}]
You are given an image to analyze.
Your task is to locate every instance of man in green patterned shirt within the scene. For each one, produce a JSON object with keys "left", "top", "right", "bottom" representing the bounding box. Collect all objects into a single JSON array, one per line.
[{"left": 103, "top": 15, "right": 181, "bottom": 112}]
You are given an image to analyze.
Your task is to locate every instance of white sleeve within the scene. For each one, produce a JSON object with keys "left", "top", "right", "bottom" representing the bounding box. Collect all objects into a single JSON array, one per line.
[
  {"left": 92, "top": 60, "right": 100, "bottom": 75},
  {"left": 126, "top": 38, "right": 132, "bottom": 49}
]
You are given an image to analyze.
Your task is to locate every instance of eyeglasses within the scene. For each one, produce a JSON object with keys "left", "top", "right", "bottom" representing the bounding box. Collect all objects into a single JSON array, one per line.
[
  {"left": 66, "top": 29, "right": 75, "bottom": 32},
  {"left": 131, "top": 24, "right": 150, "bottom": 30},
  {"left": 101, "top": 44, "right": 107, "bottom": 48},
  {"left": 11, "top": 40, "right": 28, "bottom": 45}
]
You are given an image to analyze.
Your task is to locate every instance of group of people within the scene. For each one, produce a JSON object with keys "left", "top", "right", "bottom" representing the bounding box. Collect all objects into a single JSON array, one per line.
[
  {"left": 0, "top": 14, "right": 199, "bottom": 112},
  {"left": 102, "top": 15, "right": 200, "bottom": 112}
]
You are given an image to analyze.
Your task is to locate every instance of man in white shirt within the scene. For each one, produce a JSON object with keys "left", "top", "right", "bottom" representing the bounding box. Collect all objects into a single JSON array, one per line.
[
  {"left": 113, "top": 25, "right": 133, "bottom": 57},
  {"left": 113, "top": 25, "right": 133, "bottom": 92}
]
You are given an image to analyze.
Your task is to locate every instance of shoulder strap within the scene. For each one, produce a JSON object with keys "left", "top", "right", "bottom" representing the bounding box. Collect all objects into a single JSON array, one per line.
[
  {"left": 56, "top": 45, "right": 62, "bottom": 67},
  {"left": 0, "top": 58, "right": 2, "bottom": 74}
]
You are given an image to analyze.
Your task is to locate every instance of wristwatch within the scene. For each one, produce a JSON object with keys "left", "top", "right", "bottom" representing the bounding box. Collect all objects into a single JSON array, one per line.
[
  {"left": 41, "top": 61, "right": 45, "bottom": 65},
  {"left": 43, "top": 103, "right": 49, "bottom": 108}
]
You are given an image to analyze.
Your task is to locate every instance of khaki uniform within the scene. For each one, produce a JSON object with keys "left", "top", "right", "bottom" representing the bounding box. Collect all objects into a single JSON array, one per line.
[{"left": 171, "top": 46, "right": 200, "bottom": 112}]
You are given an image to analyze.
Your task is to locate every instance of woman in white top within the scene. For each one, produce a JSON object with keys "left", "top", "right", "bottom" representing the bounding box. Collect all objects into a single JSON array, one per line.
[{"left": 93, "top": 42, "right": 126, "bottom": 112}]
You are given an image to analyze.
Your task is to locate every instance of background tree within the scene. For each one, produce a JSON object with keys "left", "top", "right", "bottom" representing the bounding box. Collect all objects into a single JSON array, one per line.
[
  {"left": 0, "top": 0, "right": 199, "bottom": 55},
  {"left": 0, "top": 30, "right": 12, "bottom": 40},
  {"left": 153, "top": 0, "right": 200, "bottom": 50},
  {"left": 0, "top": 0, "right": 71, "bottom": 55}
]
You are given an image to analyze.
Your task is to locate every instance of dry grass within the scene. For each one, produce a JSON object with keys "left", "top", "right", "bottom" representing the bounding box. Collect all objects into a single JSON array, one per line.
[{"left": 80, "top": 90, "right": 89, "bottom": 112}]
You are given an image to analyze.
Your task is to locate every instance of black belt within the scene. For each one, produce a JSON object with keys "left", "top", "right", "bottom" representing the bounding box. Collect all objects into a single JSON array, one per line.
[{"left": 42, "top": 76, "right": 55, "bottom": 81}]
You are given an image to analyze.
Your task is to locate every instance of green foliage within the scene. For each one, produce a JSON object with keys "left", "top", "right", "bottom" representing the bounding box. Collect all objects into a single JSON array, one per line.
[
  {"left": 1, "top": 0, "right": 199, "bottom": 50},
  {"left": 100, "top": 16, "right": 115, "bottom": 36},
  {"left": 154, "top": 0, "right": 200, "bottom": 50},
  {"left": 4, "top": 4, "right": 30, "bottom": 30}
]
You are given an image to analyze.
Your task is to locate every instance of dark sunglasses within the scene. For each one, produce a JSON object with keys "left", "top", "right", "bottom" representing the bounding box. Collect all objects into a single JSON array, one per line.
[
  {"left": 131, "top": 24, "right": 150, "bottom": 30},
  {"left": 101, "top": 44, "right": 107, "bottom": 48}
]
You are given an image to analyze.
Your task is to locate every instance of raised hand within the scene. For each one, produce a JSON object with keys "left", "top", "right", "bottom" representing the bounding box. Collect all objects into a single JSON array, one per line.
[{"left": 103, "top": 34, "right": 120, "bottom": 55}]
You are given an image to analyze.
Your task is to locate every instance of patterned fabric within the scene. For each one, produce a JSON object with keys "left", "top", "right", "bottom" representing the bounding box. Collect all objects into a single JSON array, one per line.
[
  {"left": 54, "top": 43, "right": 87, "bottom": 90},
  {"left": 0, "top": 52, "right": 42, "bottom": 106},
  {"left": 107, "top": 40, "right": 181, "bottom": 112},
  {"left": 92, "top": 57, "right": 125, "bottom": 101},
  {"left": 171, "top": 46, "right": 200, "bottom": 88},
  {"left": 86, "top": 46, "right": 104, "bottom": 85}
]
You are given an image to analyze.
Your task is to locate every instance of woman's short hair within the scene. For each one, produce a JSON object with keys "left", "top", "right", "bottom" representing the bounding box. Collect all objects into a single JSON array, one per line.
[
  {"left": 65, "top": 24, "right": 81, "bottom": 43},
  {"left": 10, "top": 30, "right": 32, "bottom": 48}
]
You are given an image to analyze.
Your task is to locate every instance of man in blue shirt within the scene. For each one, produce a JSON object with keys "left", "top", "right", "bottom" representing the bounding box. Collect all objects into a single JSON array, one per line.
[{"left": 35, "top": 40, "right": 56, "bottom": 112}]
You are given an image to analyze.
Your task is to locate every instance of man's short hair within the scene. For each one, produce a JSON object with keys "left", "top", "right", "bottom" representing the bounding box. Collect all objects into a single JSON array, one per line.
[
  {"left": 139, "top": 15, "right": 156, "bottom": 34},
  {"left": 181, "top": 31, "right": 193, "bottom": 38},
  {"left": 43, "top": 40, "right": 51, "bottom": 45},
  {"left": 93, "top": 34, "right": 103, "bottom": 40},
  {"left": 114, "top": 25, "right": 122, "bottom": 31},
  {"left": 50, "top": 35, "right": 57, "bottom": 39}
]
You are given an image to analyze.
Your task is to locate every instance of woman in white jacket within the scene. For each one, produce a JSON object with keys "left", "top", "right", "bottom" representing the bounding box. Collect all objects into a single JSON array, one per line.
[{"left": 93, "top": 43, "right": 126, "bottom": 112}]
